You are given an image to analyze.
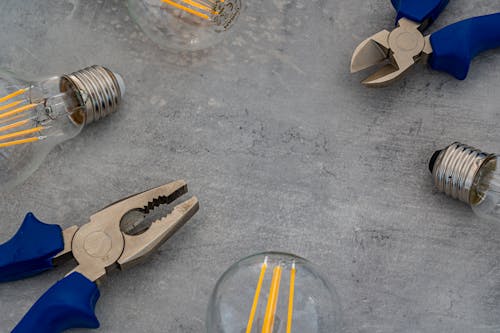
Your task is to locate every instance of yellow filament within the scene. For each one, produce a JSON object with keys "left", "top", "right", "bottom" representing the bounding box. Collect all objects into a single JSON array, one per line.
[
  {"left": 0, "top": 104, "right": 37, "bottom": 120},
  {"left": 0, "top": 88, "right": 27, "bottom": 104},
  {"left": 0, "top": 100, "right": 23, "bottom": 112},
  {"left": 0, "top": 136, "right": 41, "bottom": 148},
  {"left": 181, "top": 0, "right": 213, "bottom": 12},
  {"left": 0, "top": 126, "right": 44, "bottom": 142},
  {"left": 195, "top": 0, "right": 216, "bottom": 7},
  {"left": 0, "top": 119, "right": 31, "bottom": 133},
  {"left": 161, "top": 0, "right": 211, "bottom": 20},
  {"left": 0, "top": 114, "right": 27, "bottom": 125},
  {"left": 261, "top": 266, "right": 282, "bottom": 333},
  {"left": 245, "top": 258, "right": 268, "bottom": 333},
  {"left": 286, "top": 263, "right": 296, "bottom": 333}
]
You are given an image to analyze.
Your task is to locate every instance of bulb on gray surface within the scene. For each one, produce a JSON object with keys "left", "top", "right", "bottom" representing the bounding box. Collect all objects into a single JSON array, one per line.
[
  {"left": 128, "top": 0, "right": 242, "bottom": 51},
  {"left": 0, "top": 65, "right": 124, "bottom": 191},
  {"left": 430, "top": 142, "right": 500, "bottom": 221},
  {"left": 206, "top": 252, "right": 342, "bottom": 333}
]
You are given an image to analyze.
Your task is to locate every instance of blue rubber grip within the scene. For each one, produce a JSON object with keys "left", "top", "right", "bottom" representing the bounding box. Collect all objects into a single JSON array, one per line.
[
  {"left": 429, "top": 13, "right": 500, "bottom": 80},
  {"left": 391, "top": 0, "right": 449, "bottom": 24},
  {"left": 12, "top": 272, "right": 100, "bottom": 333},
  {"left": 0, "top": 213, "right": 64, "bottom": 282}
]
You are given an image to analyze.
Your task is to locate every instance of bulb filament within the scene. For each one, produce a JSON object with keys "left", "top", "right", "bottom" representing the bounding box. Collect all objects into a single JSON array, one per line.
[
  {"left": 0, "top": 88, "right": 45, "bottom": 148},
  {"left": 246, "top": 257, "right": 268, "bottom": 333},
  {"left": 160, "top": 0, "right": 218, "bottom": 20},
  {"left": 261, "top": 265, "right": 282, "bottom": 333},
  {"left": 286, "top": 262, "right": 296, "bottom": 333}
]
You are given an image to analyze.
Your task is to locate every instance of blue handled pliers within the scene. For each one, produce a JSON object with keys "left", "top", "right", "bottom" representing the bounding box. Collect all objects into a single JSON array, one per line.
[
  {"left": 0, "top": 180, "right": 199, "bottom": 333},
  {"left": 350, "top": 0, "right": 500, "bottom": 86}
]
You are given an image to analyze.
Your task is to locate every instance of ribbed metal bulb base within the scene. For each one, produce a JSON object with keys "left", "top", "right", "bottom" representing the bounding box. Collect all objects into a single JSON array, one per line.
[
  {"left": 430, "top": 142, "right": 493, "bottom": 204},
  {"left": 61, "top": 65, "right": 122, "bottom": 125}
]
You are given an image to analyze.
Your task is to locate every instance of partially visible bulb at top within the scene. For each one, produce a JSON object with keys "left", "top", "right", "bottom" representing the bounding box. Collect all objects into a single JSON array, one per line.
[
  {"left": 430, "top": 142, "right": 500, "bottom": 221},
  {"left": 0, "top": 65, "right": 125, "bottom": 191},
  {"left": 128, "top": 0, "right": 242, "bottom": 51}
]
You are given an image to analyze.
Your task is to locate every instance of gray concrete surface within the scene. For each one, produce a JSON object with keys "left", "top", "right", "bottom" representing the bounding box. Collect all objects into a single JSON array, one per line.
[{"left": 0, "top": 0, "right": 500, "bottom": 332}]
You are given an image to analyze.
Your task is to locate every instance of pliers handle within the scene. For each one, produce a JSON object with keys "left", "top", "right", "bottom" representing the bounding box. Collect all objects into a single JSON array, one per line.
[
  {"left": 430, "top": 13, "right": 500, "bottom": 80},
  {"left": 0, "top": 215, "right": 101, "bottom": 333},
  {"left": 391, "top": 0, "right": 449, "bottom": 26}
]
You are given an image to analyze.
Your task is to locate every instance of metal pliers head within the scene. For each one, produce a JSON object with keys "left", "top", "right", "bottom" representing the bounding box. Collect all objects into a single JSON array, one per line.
[
  {"left": 351, "top": 18, "right": 433, "bottom": 87},
  {"left": 57, "top": 180, "right": 199, "bottom": 283}
]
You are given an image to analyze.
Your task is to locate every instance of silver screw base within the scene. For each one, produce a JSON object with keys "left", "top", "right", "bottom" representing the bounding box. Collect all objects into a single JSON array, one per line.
[
  {"left": 60, "top": 65, "right": 123, "bottom": 125},
  {"left": 430, "top": 142, "right": 493, "bottom": 204}
]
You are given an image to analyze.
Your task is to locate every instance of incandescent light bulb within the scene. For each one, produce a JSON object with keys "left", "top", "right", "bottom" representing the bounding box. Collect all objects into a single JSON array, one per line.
[
  {"left": 0, "top": 65, "right": 125, "bottom": 191},
  {"left": 429, "top": 142, "right": 500, "bottom": 221},
  {"left": 128, "top": 0, "right": 242, "bottom": 51},
  {"left": 206, "top": 252, "right": 342, "bottom": 333}
]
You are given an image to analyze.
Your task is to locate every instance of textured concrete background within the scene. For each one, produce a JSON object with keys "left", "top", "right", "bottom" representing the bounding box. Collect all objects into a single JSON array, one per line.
[{"left": 0, "top": 0, "right": 500, "bottom": 332}]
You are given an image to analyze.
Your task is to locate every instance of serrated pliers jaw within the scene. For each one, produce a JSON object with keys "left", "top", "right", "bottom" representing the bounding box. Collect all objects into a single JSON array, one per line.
[
  {"left": 55, "top": 180, "right": 199, "bottom": 283},
  {"left": 351, "top": 18, "right": 433, "bottom": 87}
]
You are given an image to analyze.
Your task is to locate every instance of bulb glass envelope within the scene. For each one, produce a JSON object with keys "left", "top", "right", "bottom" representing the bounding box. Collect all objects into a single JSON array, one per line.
[
  {"left": 128, "top": 0, "right": 242, "bottom": 51},
  {"left": 0, "top": 72, "right": 84, "bottom": 190},
  {"left": 206, "top": 252, "right": 342, "bottom": 333},
  {"left": 0, "top": 66, "right": 123, "bottom": 192}
]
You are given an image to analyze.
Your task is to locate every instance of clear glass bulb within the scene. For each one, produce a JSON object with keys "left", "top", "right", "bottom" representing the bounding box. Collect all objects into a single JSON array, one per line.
[
  {"left": 206, "top": 252, "right": 342, "bottom": 333},
  {"left": 128, "top": 0, "right": 242, "bottom": 51},
  {"left": 0, "top": 66, "right": 125, "bottom": 191},
  {"left": 430, "top": 142, "right": 500, "bottom": 221}
]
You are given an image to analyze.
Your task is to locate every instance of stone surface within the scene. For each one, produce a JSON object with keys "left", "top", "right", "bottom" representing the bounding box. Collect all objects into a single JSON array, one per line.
[{"left": 0, "top": 0, "right": 500, "bottom": 332}]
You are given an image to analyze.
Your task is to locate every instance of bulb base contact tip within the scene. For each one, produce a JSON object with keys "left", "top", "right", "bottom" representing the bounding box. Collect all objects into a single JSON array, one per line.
[
  {"left": 430, "top": 142, "right": 493, "bottom": 205},
  {"left": 61, "top": 65, "right": 123, "bottom": 125},
  {"left": 429, "top": 149, "right": 442, "bottom": 173}
]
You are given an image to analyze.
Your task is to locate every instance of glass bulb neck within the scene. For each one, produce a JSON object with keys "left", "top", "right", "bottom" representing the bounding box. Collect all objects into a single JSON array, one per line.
[
  {"left": 430, "top": 142, "right": 495, "bottom": 205},
  {"left": 60, "top": 65, "right": 123, "bottom": 126}
]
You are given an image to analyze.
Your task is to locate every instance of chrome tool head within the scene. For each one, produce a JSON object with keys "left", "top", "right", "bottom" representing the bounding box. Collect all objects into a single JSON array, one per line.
[
  {"left": 56, "top": 180, "right": 199, "bottom": 283},
  {"left": 351, "top": 18, "right": 433, "bottom": 87}
]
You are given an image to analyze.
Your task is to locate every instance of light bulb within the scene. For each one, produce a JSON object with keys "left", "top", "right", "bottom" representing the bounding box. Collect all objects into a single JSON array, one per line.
[
  {"left": 0, "top": 65, "right": 125, "bottom": 191},
  {"left": 128, "top": 0, "right": 242, "bottom": 51},
  {"left": 429, "top": 142, "right": 500, "bottom": 221},
  {"left": 206, "top": 252, "right": 342, "bottom": 333}
]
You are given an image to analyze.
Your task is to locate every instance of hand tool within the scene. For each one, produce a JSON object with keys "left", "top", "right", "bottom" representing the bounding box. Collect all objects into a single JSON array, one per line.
[
  {"left": 0, "top": 180, "right": 199, "bottom": 333},
  {"left": 350, "top": 0, "right": 500, "bottom": 86}
]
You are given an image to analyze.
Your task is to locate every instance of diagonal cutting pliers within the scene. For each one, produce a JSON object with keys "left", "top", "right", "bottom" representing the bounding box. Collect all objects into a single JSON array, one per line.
[
  {"left": 350, "top": 0, "right": 500, "bottom": 87},
  {"left": 0, "top": 180, "right": 199, "bottom": 333}
]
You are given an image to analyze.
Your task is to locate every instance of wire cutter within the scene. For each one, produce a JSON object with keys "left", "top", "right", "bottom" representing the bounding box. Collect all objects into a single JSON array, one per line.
[
  {"left": 350, "top": 0, "right": 500, "bottom": 87},
  {"left": 0, "top": 180, "right": 199, "bottom": 333}
]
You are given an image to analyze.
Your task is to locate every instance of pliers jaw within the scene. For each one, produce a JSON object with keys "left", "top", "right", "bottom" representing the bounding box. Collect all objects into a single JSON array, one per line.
[
  {"left": 118, "top": 195, "right": 199, "bottom": 270},
  {"left": 351, "top": 18, "right": 433, "bottom": 87},
  {"left": 55, "top": 180, "right": 199, "bottom": 283}
]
